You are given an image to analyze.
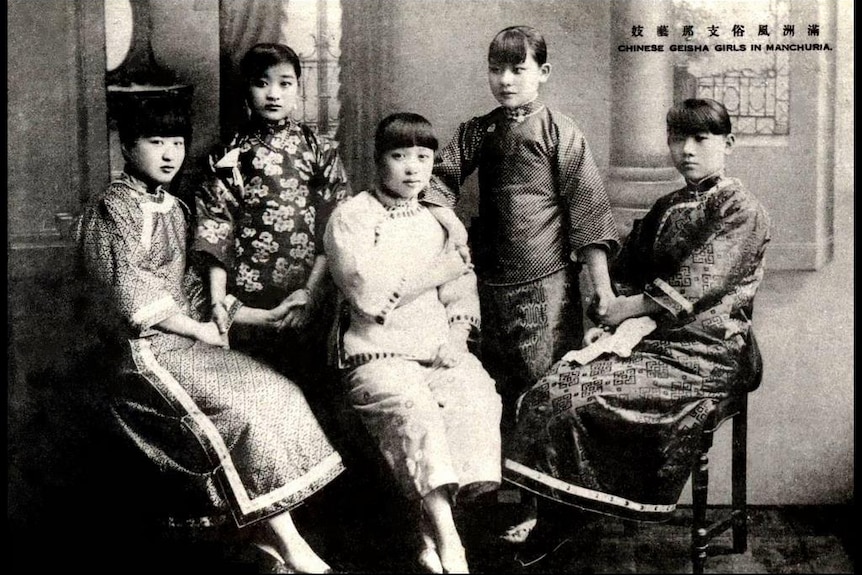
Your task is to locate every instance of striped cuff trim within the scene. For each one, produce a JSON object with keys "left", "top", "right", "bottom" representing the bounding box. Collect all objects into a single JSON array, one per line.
[
  {"left": 448, "top": 314, "right": 481, "bottom": 330},
  {"left": 650, "top": 278, "right": 694, "bottom": 315},
  {"left": 132, "top": 296, "right": 179, "bottom": 330},
  {"left": 341, "top": 352, "right": 419, "bottom": 370},
  {"left": 504, "top": 458, "right": 676, "bottom": 514}
]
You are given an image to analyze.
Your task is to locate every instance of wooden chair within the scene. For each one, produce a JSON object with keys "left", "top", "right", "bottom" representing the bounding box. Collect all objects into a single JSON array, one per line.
[{"left": 690, "top": 332, "right": 763, "bottom": 574}]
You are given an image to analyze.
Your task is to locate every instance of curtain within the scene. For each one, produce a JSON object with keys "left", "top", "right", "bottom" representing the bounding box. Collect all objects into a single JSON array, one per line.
[
  {"left": 337, "top": 0, "right": 396, "bottom": 190},
  {"left": 219, "top": 0, "right": 291, "bottom": 139}
]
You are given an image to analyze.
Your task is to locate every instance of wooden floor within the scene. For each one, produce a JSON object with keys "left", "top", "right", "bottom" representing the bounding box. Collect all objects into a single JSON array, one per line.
[
  {"left": 461, "top": 505, "right": 855, "bottom": 574},
  {"left": 8, "top": 426, "right": 855, "bottom": 574},
  {"left": 11, "top": 496, "right": 852, "bottom": 573}
]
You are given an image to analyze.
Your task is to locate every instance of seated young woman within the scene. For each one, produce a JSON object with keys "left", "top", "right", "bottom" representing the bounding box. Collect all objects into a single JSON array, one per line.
[
  {"left": 76, "top": 93, "right": 344, "bottom": 574},
  {"left": 503, "top": 98, "right": 771, "bottom": 525}
]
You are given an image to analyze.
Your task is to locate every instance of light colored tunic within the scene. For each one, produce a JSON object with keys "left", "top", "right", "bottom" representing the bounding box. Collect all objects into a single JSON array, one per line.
[{"left": 324, "top": 190, "right": 502, "bottom": 499}]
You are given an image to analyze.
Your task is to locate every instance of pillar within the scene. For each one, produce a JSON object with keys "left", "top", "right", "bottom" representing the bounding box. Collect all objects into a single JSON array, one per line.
[{"left": 608, "top": 0, "right": 682, "bottom": 237}]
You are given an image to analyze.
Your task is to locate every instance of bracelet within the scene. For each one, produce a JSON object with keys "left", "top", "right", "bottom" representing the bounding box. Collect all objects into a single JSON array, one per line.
[{"left": 211, "top": 300, "right": 227, "bottom": 310}]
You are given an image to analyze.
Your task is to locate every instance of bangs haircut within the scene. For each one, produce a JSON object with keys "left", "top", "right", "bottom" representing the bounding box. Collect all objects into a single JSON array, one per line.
[
  {"left": 375, "top": 113, "right": 438, "bottom": 161},
  {"left": 667, "top": 98, "right": 732, "bottom": 136},
  {"left": 117, "top": 95, "right": 192, "bottom": 148},
  {"left": 240, "top": 43, "right": 302, "bottom": 83},
  {"left": 488, "top": 25, "right": 547, "bottom": 66}
]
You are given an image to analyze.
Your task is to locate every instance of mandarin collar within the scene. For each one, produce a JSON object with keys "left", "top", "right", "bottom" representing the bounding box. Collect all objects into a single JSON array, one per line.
[
  {"left": 372, "top": 187, "right": 421, "bottom": 213},
  {"left": 248, "top": 116, "right": 293, "bottom": 136},
  {"left": 684, "top": 171, "right": 724, "bottom": 196},
  {"left": 118, "top": 170, "right": 167, "bottom": 201},
  {"left": 501, "top": 98, "right": 545, "bottom": 124}
]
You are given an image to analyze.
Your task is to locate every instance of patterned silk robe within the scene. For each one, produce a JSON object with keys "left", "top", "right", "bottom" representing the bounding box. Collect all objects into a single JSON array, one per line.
[
  {"left": 193, "top": 118, "right": 351, "bottom": 309},
  {"left": 78, "top": 172, "right": 344, "bottom": 527},
  {"left": 504, "top": 175, "right": 770, "bottom": 520},
  {"left": 421, "top": 101, "right": 621, "bottom": 420}
]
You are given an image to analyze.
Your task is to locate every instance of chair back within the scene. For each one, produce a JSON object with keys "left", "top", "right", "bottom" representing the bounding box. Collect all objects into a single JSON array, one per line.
[{"left": 743, "top": 330, "right": 763, "bottom": 393}]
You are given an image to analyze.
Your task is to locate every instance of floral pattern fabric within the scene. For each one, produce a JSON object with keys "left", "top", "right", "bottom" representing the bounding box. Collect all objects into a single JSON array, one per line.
[{"left": 193, "top": 119, "right": 351, "bottom": 308}]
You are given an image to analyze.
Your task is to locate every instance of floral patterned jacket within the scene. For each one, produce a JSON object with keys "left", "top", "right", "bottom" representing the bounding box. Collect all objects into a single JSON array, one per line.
[{"left": 192, "top": 118, "right": 351, "bottom": 308}]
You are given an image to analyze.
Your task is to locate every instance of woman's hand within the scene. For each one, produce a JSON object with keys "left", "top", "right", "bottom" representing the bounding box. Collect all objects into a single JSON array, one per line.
[
  {"left": 433, "top": 324, "right": 471, "bottom": 368},
  {"left": 433, "top": 339, "right": 469, "bottom": 368},
  {"left": 589, "top": 287, "right": 615, "bottom": 319},
  {"left": 426, "top": 205, "right": 470, "bottom": 264},
  {"left": 594, "top": 296, "right": 625, "bottom": 327},
  {"left": 599, "top": 295, "right": 656, "bottom": 327},
  {"left": 452, "top": 242, "right": 472, "bottom": 266},
  {"left": 582, "top": 326, "right": 611, "bottom": 347},
  {"left": 197, "top": 321, "right": 230, "bottom": 348},
  {"left": 277, "top": 288, "right": 312, "bottom": 331},
  {"left": 211, "top": 301, "right": 230, "bottom": 334}
]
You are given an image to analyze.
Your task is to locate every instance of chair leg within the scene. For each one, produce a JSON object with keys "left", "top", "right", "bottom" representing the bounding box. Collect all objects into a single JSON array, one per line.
[
  {"left": 691, "top": 447, "right": 710, "bottom": 574},
  {"left": 731, "top": 397, "right": 749, "bottom": 554}
]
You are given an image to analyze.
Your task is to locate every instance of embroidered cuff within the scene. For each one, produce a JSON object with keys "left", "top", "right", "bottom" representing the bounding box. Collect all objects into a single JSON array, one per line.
[
  {"left": 448, "top": 313, "right": 481, "bottom": 334},
  {"left": 342, "top": 351, "right": 413, "bottom": 371},
  {"left": 222, "top": 294, "right": 244, "bottom": 332},
  {"left": 644, "top": 278, "right": 694, "bottom": 318},
  {"left": 132, "top": 296, "right": 180, "bottom": 331}
]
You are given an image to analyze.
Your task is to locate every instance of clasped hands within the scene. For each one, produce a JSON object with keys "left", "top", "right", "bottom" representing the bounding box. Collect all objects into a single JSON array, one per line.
[
  {"left": 211, "top": 288, "right": 315, "bottom": 335},
  {"left": 269, "top": 288, "right": 315, "bottom": 331},
  {"left": 583, "top": 289, "right": 636, "bottom": 346},
  {"left": 433, "top": 324, "right": 472, "bottom": 369}
]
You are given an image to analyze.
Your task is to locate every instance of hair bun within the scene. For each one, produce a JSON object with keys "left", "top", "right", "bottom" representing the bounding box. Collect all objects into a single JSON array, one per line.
[{"left": 108, "top": 84, "right": 193, "bottom": 143}]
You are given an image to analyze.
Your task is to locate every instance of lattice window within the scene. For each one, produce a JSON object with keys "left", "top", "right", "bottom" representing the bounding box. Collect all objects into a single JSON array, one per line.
[
  {"left": 673, "top": 0, "right": 791, "bottom": 136},
  {"left": 282, "top": 0, "right": 342, "bottom": 138}
]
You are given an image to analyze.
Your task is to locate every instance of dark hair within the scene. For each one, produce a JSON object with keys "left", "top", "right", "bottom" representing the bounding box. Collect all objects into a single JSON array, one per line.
[
  {"left": 374, "top": 113, "right": 438, "bottom": 162},
  {"left": 488, "top": 25, "right": 548, "bottom": 66},
  {"left": 240, "top": 43, "right": 302, "bottom": 84},
  {"left": 666, "top": 98, "right": 732, "bottom": 136},
  {"left": 116, "top": 92, "right": 192, "bottom": 148}
]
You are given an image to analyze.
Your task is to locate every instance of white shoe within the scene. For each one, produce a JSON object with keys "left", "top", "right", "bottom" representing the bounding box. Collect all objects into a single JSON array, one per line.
[{"left": 499, "top": 517, "right": 538, "bottom": 544}]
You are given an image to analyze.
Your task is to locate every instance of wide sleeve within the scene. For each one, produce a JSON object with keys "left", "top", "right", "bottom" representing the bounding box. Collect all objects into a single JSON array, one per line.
[
  {"left": 609, "top": 220, "right": 643, "bottom": 295},
  {"left": 191, "top": 144, "right": 243, "bottom": 269},
  {"left": 307, "top": 130, "right": 352, "bottom": 250},
  {"left": 437, "top": 270, "right": 481, "bottom": 339},
  {"left": 552, "top": 113, "right": 620, "bottom": 259},
  {"left": 323, "top": 202, "right": 409, "bottom": 325},
  {"left": 643, "top": 186, "right": 770, "bottom": 323},
  {"left": 78, "top": 194, "right": 182, "bottom": 334},
  {"left": 423, "top": 118, "right": 487, "bottom": 208}
]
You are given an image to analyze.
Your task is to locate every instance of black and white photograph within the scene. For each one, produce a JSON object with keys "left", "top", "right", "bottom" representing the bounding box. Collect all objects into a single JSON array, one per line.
[{"left": 8, "top": 0, "right": 853, "bottom": 573}]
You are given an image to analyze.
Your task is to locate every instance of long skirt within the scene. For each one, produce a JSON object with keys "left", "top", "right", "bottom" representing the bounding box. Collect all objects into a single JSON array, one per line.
[
  {"left": 479, "top": 265, "right": 583, "bottom": 433},
  {"left": 112, "top": 336, "right": 344, "bottom": 527},
  {"left": 503, "top": 341, "right": 745, "bottom": 522},
  {"left": 345, "top": 355, "right": 502, "bottom": 501}
]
